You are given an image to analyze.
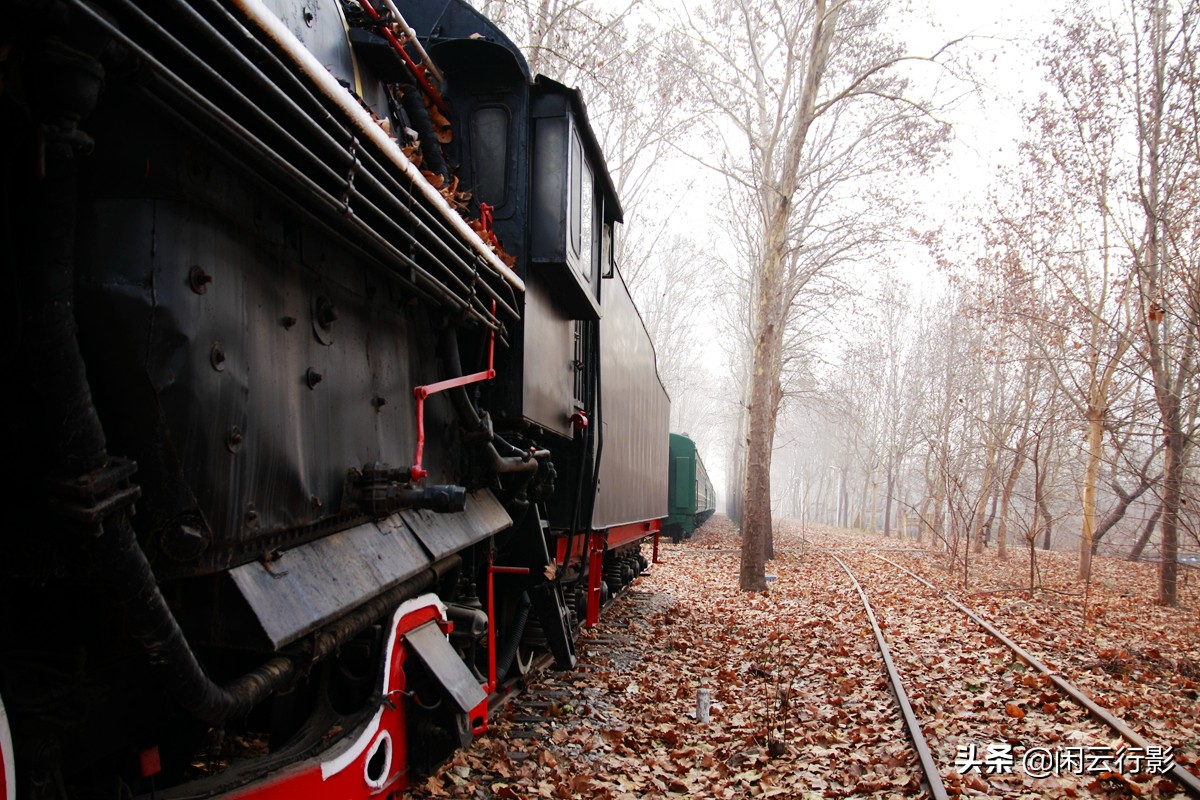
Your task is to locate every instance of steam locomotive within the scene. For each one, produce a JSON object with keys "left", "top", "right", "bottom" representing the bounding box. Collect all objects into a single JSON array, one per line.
[{"left": 0, "top": 0, "right": 669, "bottom": 796}]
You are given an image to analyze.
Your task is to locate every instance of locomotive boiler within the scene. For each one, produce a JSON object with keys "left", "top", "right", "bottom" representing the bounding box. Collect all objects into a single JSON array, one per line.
[{"left": 0, "top": 0, "right": 669, "bottom": 796}]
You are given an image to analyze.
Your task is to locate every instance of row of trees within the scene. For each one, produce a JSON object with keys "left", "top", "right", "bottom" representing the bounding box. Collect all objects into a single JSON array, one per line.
[
  {"left": 472, "top": 0, "right": 1200, "bottom": 604},
  {"left": 761, "top": 0, "right": 1200, "bottom": 605}
]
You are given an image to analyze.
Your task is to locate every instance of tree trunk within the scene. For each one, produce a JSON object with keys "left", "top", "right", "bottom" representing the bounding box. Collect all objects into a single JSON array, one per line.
[
  {"left": 1092, "top": 475, "right": 1156, "bottom": 554},
  {"left": 971, "top": 444, "right": 997, "bottom": 554},
  {"left": 869, "top": 475, "right": 878, "bottom": 533},
  {"left": 736, "top": 0, "right": 840, "bottom": 590},
  {"left": 917, "top": 497, "right": 930, "bottom": 543},
  {"left": 839, "top": 468, "right": 850, "bottom": 526},
  {"left": 1159, "top": 428, "right": 1183, "bottom": 604},
  {"left": 740, "top": 332, "right": 782, "bottom": 590},
  {"left": 739, "top": 236, "right": 785, "bottom": 591},
  {"left": 997, "top": 484, "right": 1012, "bottom": 561},
  {"left": 883, "top": 466, "right": 895, "bottom": 538},
  {"left": 1040, "top": 505, "right": 1052, "bottom": 551},
  {"left": 981, "top": 489, "right": 998, "bottom": 548},
  {"left": 1079, "top": 407, "right": 1104, "bottom": 579},
  {"left": 727, "top": 407, "right": 748, "bottom": 527},
  {"left": 1128, "top": 504, "right": 1162, "bottom": 561}
]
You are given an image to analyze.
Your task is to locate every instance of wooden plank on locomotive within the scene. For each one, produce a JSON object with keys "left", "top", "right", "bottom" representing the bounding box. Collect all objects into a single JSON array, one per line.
[
  {"left": 400, "top": 490, "right": 512, "bottom": 562},
  {"left": 229, "top": 513, "right": 430, "bottom": 649}
]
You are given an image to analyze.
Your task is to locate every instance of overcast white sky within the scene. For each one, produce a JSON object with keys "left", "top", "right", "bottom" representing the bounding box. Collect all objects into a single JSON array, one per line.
[{"left": 907, "top": 0, "right": 1063, "bottom": 208}]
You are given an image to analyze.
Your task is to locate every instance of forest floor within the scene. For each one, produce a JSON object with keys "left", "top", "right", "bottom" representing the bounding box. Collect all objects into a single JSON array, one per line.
[{"left": 408, "top": 516, "right": 1200, "bottom": 799}]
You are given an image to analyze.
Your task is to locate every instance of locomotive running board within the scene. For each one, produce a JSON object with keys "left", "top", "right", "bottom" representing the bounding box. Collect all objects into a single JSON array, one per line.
[{"left": 230, "top": 490, "right": 511, "bottom": 649}]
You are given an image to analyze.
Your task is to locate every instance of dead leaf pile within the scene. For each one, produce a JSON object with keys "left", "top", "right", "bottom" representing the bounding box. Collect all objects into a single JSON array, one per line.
[{"left": 407, "top": 518, "right": 1197, "bottom": 799}]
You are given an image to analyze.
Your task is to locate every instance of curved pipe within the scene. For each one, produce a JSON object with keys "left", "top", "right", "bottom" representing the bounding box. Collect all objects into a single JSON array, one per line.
[{"left": 439, "top": 326, "right": 542, "bottom": 482}]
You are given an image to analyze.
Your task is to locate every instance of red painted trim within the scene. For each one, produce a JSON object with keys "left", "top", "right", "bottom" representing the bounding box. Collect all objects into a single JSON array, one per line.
[
  {"left": 0, "top": 691, "right": 11, "bottom": 800},
  {"left": 222, "top": 596, "right": 451, "bottom": 800},
  {"left": 652, "top": 528, "right": 661, "bottom": 564},
  {"left": 555, "top": 533, "right": 589, "bottom": 564},
  {"left": 585, "top": 532, "right": 604, "bottom": 628},
  {"left": 606, "top": 519, "right": 659, "bottom": 549},
  {"left": 416, "top": 369, "right": 496, "bottom": 400},
  {"left": 484, "top": 559, "right": 530, "bottom": 694},
  {"left": 139, "top": 747, "right": 161, "bottom": 779},
  {"left": 486, "top": 553, "right": 496, "bottom": 694}
]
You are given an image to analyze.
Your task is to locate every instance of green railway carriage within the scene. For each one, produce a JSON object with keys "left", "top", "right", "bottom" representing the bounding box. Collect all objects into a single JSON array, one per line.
[{"left": 666, "top": 432, "right": 717, "bottom": 542}]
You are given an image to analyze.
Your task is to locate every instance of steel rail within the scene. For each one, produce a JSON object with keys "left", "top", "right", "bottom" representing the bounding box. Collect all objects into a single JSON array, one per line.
[
  {"left": 831, "top": 555, "right": 951, "bottom": 800},
  {"left": 873, "top": 553, "right": 1200, "bottom": 799}
]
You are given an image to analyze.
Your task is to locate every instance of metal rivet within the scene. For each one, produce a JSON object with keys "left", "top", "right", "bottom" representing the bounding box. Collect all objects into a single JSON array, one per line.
[
  {"left": 306, "top": 367, "right": 323, "bottom": 389},
  {"left": 310, "top": 495, "right": 323, "bottom": 510},
  {"left": 281, "top": 315, "right": 298, "bottom": 329},
  {"left": 302, "top": 7, "right": 314, "bottom": 26},
  {"left": 244, "top": 504, "right": 259, "bottom": 528},
  {"left": 226, "top": 425, "right": 243, "bottom": 454},
  {"left": 372, "top": 396, "right": 387, "bottom": 410},
  {"left": 210, "top": 343, "right": 227, "bottom": 372},
  {"left": 316, "top": 297, "right": 338, "bottom": 329},
  {"left": 188, "top": 265, "right": 213, "bottom": 295}
]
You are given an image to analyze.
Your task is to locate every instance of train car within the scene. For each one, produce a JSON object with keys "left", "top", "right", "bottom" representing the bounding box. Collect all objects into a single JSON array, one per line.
[
  {"left": 0, "top": 0, "right": 666, "bottom": 797},
  {"left": 666, "top": 433, "right": 717, "bottom": 542}
]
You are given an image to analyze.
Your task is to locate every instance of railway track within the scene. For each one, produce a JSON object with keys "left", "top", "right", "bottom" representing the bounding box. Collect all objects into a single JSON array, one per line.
[{"left": 836, "top": 552, "right": 1200, "bottom": 798}]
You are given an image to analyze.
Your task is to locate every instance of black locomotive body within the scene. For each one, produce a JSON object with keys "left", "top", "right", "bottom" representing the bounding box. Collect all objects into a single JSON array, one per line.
[{"left": 0, "top": 0, "right": 668, "bottom": 796}]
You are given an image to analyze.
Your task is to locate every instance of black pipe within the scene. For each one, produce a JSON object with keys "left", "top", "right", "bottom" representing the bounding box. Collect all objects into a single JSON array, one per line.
[
  {"left": 397, "top": 82, "right": 450, "bottom": 182},
  {"left": 586, "top": 318, "right": 604, "bottom": 532},
  {"left": 302, "top": 555, "right": 460, "bottom": 665},
  {"left": 494, "top": 591, "right": 530, "bottom": 680},
  {"left": 559, "top": 319, "right": 603, "bottom": 589},
  {"left": 25, "top": 40, "right": 108, "bottom": 478},
  {"left": 438, "top": 326, "right": 542, "bottom": 484}
]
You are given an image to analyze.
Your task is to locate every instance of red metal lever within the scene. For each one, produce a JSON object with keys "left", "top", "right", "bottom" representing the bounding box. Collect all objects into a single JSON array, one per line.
[{"left": 410, "top": 302, "right": 496, "bottom": 481}]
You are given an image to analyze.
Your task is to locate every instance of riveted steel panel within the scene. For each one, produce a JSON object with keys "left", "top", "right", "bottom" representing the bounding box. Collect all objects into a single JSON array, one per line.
[{"left": 229, "top": 514, "right": 428, "bottom": 649}]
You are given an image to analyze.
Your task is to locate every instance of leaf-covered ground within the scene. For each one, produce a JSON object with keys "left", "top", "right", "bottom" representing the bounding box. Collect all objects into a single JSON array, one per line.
[{"left": 408, "top": 518, "right": 1200, "bottom": 799}]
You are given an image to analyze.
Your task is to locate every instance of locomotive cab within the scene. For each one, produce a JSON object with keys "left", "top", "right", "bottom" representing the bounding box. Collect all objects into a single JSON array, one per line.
[{"left": 529, "top": 77, "right": 621, "bottom": 322}]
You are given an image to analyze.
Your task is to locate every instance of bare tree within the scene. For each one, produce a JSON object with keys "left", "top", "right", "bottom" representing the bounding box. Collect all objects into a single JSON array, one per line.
[
  {"left": 1128, "top": 0, "right": 1200, "bottom": 605},
  {"left": 679, "top": 0, "right": 952, "bottom": 589},
  {"left": 1036, "top": 0, "right": 1200, "bottom": 603}
]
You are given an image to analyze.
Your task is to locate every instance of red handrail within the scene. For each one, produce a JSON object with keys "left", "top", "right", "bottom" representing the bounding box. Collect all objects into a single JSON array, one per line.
[{"left": 410, "top": 302, "right": 496, "bottom": 481}]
